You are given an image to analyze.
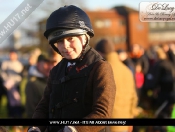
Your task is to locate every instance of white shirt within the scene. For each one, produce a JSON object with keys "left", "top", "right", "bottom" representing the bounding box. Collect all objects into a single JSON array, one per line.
[{"left": 67, "top": 62, "right": 76, "bottom": 67}]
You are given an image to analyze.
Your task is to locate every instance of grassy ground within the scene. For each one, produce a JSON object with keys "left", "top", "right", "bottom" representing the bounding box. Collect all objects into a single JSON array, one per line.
[{"left": 0, "top": 95, "right": 8, "bottom": 118}]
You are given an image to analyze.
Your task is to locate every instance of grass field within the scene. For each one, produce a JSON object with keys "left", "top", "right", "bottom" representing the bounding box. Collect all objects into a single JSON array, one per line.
[{"left": 0, "top": 95, "right": 8, "bottom": 118}]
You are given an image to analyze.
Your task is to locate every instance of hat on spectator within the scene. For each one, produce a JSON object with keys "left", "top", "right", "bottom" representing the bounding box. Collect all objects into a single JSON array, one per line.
[
  {"left": 9, "top": 49, "right": 17, "bottom": 53},
  {"left": 37, "top": 54, "right": 50, "bottom": 62}
]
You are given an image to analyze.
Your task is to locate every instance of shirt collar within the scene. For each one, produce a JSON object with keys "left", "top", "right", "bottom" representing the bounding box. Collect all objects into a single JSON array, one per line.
[{"left": 67, "top": 62, "right": 76, "bottom": 67}]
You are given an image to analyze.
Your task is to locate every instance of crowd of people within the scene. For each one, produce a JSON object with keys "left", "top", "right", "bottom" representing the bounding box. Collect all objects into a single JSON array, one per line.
[
  {"left": 0, "top": 48, "right": 62, "bottom": 118},
  {"left": 0, "top": 4, "right": 175, "bottom": 132}
]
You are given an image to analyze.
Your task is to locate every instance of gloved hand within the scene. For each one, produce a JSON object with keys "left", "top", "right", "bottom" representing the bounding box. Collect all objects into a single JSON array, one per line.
[
  {"left": 63, "top": 126, "right": 77, "bottom": 132},
  {"left": 28, "top": 127, "right": 41, "bottom": 132}
]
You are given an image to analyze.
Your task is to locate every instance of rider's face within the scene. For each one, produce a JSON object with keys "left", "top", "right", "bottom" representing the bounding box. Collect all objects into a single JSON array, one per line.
[{"left": 56, "top": 35, "right": 86, "bottom": 60}]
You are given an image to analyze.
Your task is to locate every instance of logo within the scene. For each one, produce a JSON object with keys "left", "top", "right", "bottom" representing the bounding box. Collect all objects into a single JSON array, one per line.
[
  {"left": 0, "top": 0, "right": 44, "bottom": 44},
  {"left": 76, "top": 65, "right": 88, "bottom": 73},
  {"left": 79, "top": 21, "right": 90, "bottom": 31},
  {"left": 139, "top": 2, "right": 175, "bottom": 22}
]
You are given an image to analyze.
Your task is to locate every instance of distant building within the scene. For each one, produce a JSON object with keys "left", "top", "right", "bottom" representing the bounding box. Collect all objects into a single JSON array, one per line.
[
  {"left": 38, "top": 8, "right": 128, "bottom": 51},
  {"left": 113, "top": 6, "right": 149, "bottom": 50},
  {"left": 86, "top": 9, "right": 126, "bottom": 50},
  {"left": 37, "top": 5, "right": 175, "bottom": 52},
  {"left": 149, "top": 22, "right": 175, "bottom": 45}
]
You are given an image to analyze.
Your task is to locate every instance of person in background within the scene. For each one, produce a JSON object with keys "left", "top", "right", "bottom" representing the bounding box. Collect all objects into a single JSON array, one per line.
[
  {"left": 0, "top": 49, "right": 24, "bottom": 118},
  {"left": 95, "top": 38, "right": 142, "bottom": 132},
  {"left": 135, "top": 62, "right": 144, "bottom": 97},
  {"left": 130, "top": 44, "right": 149, "bottom": 75},
  {"left": 117, "top": 49, "right": 135, "bottom": 76},
  {"left": 0, "top": 76, "right": 6, "bottom": 103},
  {"left": 28, "top": 5, "right": 116, "bottom": 132},
  {"left": 149, "top": 47, "right": 175, "bottom": 118},
  {"left": 28, "top": 48, "right": 42, "bottom": 68},
  {"left": 169, "top": 42, "right": 175, "bottom": 55},
  {"left": 21, "top": 48, "right": 41, "bottom": 78},
  {"left": 49, "top": 49, "right": 62, "bottom": 66},
  {"left": 161, "top": 42, "right": 175, "bottom": 65},
  {"left": 145, "top": 46, "right": 175, "bottom": 132},
  {"left": 25, "top": 54, "right": 53, "bottom": 118}
]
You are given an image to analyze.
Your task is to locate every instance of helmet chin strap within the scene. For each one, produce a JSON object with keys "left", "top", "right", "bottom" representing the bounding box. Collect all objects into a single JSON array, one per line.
[{"left": 77, "top": 34, "right": 90, "bottom": 60}]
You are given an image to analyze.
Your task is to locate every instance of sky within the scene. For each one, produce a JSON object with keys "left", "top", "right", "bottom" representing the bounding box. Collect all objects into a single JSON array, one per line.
[
  {"left": 1, "top": 0, "right": 175, "bottom": 24},
  {"left": 0, "top": 0, "right": 141, "bottom": 48},
  {"left": 0, "top": 0, "right": 141, "bottom": 24},
  {"left": 0, "top": 0, "right": 175, "bottom": 48}
]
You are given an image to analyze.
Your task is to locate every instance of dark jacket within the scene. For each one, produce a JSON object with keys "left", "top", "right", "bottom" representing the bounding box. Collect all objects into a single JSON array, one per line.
[
  {"left": 25, "top": 66, "right": 47, "bottom": 118},
  {"left": 147, "top": 59, "right": 175, "bottom": 107},
  {"left": 167, "top": 49, "right": 175, "bottom": 65},
  {"left": 32, "top": 47, "right": 116, "bottom": 132},
  {"left": 122, "top": 58, "right": 135, "bottom": 76},
  {"left": 0, "top": 76, "right": 6, "bottom": 101},
  {"left": 131, "top": 54, "right": 149, "bottom": 75}
]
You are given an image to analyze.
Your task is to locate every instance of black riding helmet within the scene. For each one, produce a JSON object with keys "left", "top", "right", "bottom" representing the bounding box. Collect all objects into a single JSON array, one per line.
[{"left": 44, "top": 5, "right": 94, "bottom": 61}]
